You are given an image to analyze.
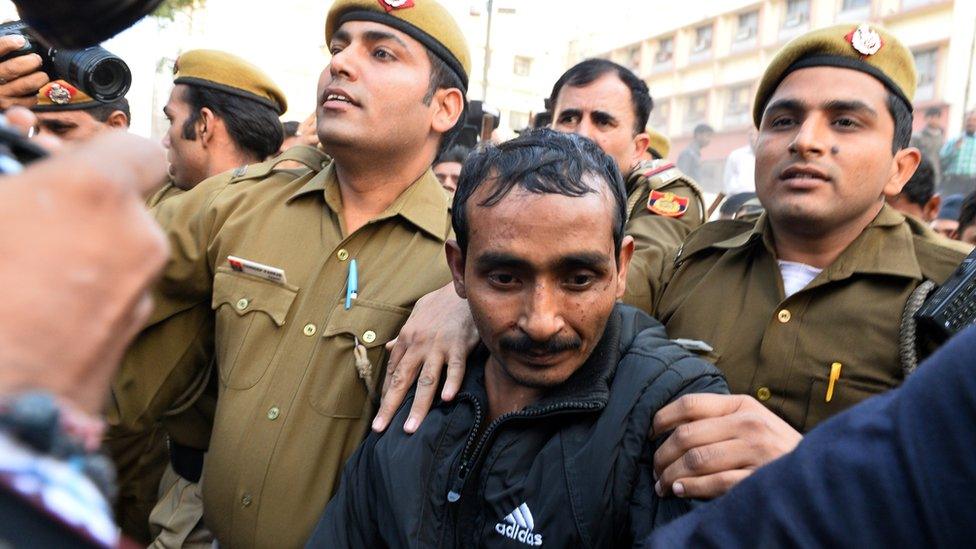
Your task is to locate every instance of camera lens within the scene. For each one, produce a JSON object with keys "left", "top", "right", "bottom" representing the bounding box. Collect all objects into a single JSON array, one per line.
[{"left": 51, "top": 46, "right": 131, "bottom": 102}]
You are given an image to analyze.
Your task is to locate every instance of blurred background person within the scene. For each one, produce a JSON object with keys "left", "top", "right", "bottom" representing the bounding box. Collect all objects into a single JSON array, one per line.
[
  {"left": 886, "top": 156, "right": 941, "bottom": 223},
  {"left": 279, "top": 119, "right": 301, "bottom": 153},
  {"left": 957, "top": 191, "right": 976, "bottom": 245},
  {"left": 722, "top": 129, "right": 756, "bottom": 197},
  {"left": 932, "top": 193, "right": 964, "bottom": 239},
  {"left": 911, "top": 106, "right": 945, "bottom": 184},
  {"left": 676, "top": 123, "right": 713, "bottom": 183},
  {"left": 939, "top": 111, "right": 976, "bottom": 196},
  {"left": 432, "top": 144, "right": 470, "bottom": 193}
]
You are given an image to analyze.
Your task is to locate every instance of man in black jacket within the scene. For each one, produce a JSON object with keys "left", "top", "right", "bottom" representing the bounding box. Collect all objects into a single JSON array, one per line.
[{"left": 309, "top": 130, "right": 728, "bottom": 547}]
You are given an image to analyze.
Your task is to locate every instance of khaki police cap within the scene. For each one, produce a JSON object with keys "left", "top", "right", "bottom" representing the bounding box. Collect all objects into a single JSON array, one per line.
[
  {"left": 33, "top": 80, "right": 100, "bottom": 112},
  {"left": 753, "top": 23, "right": 916, "bottom": 127},
  {"left": 325, "top": 0, "right": 470, "bottom": 90},
  {"left": 173, "top": 49, "right": 288, "bottom": 114},
  {"left": 646, "top": 127, "right": 671, "bottom": 159}
]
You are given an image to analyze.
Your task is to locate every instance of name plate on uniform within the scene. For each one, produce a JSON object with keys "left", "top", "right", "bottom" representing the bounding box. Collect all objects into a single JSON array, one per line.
[{"left": 227, "top": 255, "right": 287, "bottom": 285}]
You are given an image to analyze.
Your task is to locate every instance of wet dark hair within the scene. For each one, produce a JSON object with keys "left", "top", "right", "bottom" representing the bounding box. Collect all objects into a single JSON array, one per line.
[
  {"left": 898, "top": 155, "right": 935, "bottom": 206},
  {"left": 549, "top": 58, "right": 653, "bottom": 135},
  {"left": 452, "top": 128, "right": 627, "bottom": 260},
  {"left": 181, "top": 85, "right": 284, "bottom": 161}
]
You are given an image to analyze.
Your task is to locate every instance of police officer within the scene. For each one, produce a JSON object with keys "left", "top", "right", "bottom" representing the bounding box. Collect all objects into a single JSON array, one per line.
[
  {"left": 148, "top": 49, "right": 289, "bottom": 208},
  {"left": 650, "top": 22, "right": 970, "bottom": 500},
  {"left": 32, "top": 80, "right": 130, "bottom": 141},
  {"left": 105, "top": 1, "right": 469, "bottom": 547},
  {"left": 549, "top": 59, "right": 705, "bottom": 231}
]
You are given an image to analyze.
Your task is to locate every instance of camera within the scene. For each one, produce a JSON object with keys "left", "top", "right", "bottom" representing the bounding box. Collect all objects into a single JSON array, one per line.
[{"left": 0, "top": 20, "right": 131, "bottom": 102}]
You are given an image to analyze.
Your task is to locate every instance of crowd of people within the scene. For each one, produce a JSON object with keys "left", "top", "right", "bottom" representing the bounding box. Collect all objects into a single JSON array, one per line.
[{"left": 0, "top": 0, "right": 975, "bottom": 547}]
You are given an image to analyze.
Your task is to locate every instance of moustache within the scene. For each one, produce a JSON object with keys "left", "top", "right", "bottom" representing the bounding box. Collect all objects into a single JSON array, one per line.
[{"left": 499, "top": 333, "right": 582, "bottom": 356}]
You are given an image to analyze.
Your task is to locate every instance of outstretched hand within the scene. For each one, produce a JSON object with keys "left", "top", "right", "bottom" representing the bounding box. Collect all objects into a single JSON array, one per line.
[{"left": 372, "top": 283, "right": 480, "bottom": 433}]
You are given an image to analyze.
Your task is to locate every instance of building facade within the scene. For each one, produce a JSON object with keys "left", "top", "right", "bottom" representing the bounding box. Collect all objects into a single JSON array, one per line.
[{"left": 589, "top": 0, "right": 976, "bottom": 192}]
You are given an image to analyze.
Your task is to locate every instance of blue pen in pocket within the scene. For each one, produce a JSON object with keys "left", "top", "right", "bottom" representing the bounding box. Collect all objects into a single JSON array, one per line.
[{"left": 345, "top": 259, "right": 358, "bottom": 310}]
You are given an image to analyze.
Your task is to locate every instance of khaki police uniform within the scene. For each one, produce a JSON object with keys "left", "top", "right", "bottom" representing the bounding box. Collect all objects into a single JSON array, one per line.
[
  {"left": 624, "top": 23, "right": 971, "bottom": 432},
  {"left": 115, "top": 48, "right": 290, "bottom": 545},
  {"left": 623, "top": 160, "right": 706, "bottom": 313},
  {"left": 107, "top": 146, "right": 453, "bottom": 547},
  {"left": 146, "top": 182, "right": 183, "bottom": 209},
  {"left": 650, "top": 206, "right": 967, "bottom": 432},
  {"left": 108, "top": 2, "right": 471, "bottom": 546}
]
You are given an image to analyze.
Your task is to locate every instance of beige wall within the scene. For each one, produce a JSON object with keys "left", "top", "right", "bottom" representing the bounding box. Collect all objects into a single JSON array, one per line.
[{"left": 589, "top": 0, "right": 976, "bottom": 191}]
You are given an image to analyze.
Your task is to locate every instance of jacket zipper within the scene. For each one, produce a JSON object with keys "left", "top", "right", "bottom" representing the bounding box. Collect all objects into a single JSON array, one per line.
[{"left": 446, "top": 398, "right": 603, "bottom": 503}]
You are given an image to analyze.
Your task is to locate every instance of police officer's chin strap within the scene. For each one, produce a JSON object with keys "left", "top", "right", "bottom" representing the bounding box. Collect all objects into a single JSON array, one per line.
[{"left": 899, "top": 280, "right": 936, "bottom": 376}]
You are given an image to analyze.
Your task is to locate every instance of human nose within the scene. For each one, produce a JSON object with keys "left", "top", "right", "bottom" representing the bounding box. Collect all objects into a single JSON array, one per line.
[
  {"left": 788, "top": 114, "right": 828, "bottom": 158},
  {"left": 517, "top": 282, "right": 565, "bottom": 342}
]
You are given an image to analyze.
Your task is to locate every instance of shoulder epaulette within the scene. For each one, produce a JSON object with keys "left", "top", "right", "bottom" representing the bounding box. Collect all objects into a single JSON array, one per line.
[
  {"left": 640, "top": 161, "right": 677, "bottom": 180},
  {"left": 229, "top": 146, "right": 330, "bottom": 184},
  {"left": 674, "top": 219, "right": 757, "bottom": 268}
]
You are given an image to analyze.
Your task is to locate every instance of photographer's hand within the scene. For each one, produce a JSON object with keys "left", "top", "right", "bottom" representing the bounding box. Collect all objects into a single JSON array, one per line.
[{"left": 0, "top": 34, "right": 49, "bottom": 110}]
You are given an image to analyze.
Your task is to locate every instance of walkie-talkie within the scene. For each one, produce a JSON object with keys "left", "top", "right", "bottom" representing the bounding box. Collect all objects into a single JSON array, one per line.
[{"left": 915, "top": 248, "right": 976, "bottom": 344}]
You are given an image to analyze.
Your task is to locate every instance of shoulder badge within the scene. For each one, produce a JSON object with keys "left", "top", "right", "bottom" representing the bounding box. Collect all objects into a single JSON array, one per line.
[
  {"left": 846, "top": 24, "right": 882, "bottom": 57},
  {"left": 378, "top": 0, "right": 414, "bottom": 11},
  {"left": 47, "top": 83, "right": 73, "bottom": 105},
  {"left": 640, "top": 161, "right": 676, "bottom": 179},
  {"left": 647, "top": 190, "right": 689, "bottom": 218}
]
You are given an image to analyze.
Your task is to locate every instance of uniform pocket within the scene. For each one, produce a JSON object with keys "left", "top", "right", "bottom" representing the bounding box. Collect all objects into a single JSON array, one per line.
[
  {"left": 211, "top": 267, "right": 299, "bottom": 390},
  {"left": 308, "top": 300, "right": 409, "bottom": 418},
  {"left": 804, "top": 376, "right": 890, "bottom": 430}
]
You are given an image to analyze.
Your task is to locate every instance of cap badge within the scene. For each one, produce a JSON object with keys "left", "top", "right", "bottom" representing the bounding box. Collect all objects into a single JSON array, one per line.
[
  {"left": 847, "top": 24, "right": 883, "bottom": 57},
  {"left": 47, "top": 83, "right": 73, "bottom": 105},
  {"left": 378, "top": 0, "right": 414, "bottom": 12},
  {"left": 647, "top": 190, "right": 689, "bottom": 218}
]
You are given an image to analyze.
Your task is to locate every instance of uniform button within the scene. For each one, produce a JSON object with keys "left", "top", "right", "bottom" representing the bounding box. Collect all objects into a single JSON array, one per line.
[
  {"left": 303, "top": 323, "right": 317, "bottom": 336},
  {"left": 777, "top": 309, "right": 791, "bottom": 323},
  {"left": 362, "top": 330, "right": 376, "bottom": 344},
  {"left": 236, "top": 298, "right": 249, "bottom": 311},
  {"left": 267, "top": 406, "right": 280, "bottom": 420},
  {"left": 337, "top": 249, "right": 349, "bottom": 261},
  {"left": 756, "top": 386, "right": 772, "bottom": 401},
  {"left": 241, "top": 494, "right": 252, "bottom": 507}
]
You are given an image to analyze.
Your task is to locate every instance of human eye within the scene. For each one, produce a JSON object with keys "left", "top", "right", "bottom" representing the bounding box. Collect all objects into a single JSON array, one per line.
[
  {"left": 832, "top": 116, "right": 861, "bottom": 129},
  {"left": 373, "top": 47, "right": 397, "bottom": 61},
  {"left": 488, "top": 272, "right": 520, "bottom": 289},
  {"left": 768, "top": 114, "right": 796, "bottom": 129},
  {"left": 564, "top": 272, "right": 597, "bottom": 291},
  {"left": 556, "top": 113, "right": 579, "bottom": 126}
]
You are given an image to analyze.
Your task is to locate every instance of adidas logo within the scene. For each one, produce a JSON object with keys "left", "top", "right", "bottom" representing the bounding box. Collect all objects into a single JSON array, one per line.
[{"left": 494, "top": 502, "right": 544, "bottom": 546}]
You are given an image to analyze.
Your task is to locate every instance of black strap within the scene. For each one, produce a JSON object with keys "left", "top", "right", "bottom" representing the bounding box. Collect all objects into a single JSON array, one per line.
[{"left": 169, "top": 440, "right": 205, "bottom": 483}]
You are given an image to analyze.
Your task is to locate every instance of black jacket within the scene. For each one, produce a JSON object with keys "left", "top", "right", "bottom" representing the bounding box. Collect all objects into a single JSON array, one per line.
[{"left": 309, "top": 304, "right": 728, "bottom": 548}]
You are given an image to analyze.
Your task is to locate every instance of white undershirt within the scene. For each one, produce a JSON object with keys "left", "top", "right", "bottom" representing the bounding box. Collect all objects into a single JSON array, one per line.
[{"left": 778, "top": 260, "right": 823, "bottom": 298}]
